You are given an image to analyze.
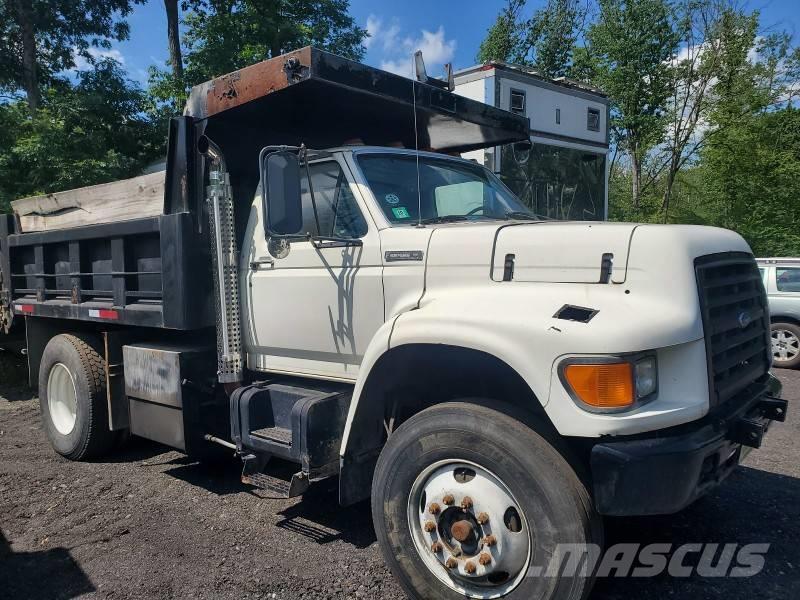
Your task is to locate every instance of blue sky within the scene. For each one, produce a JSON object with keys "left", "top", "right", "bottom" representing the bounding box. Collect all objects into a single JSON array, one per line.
[{"left": 90, "top": 0, "right": 800, "bottom": 86}]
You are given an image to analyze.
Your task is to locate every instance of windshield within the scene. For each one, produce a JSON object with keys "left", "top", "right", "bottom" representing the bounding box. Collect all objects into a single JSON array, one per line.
[{"left": 356, "top": 153, "right": 536, "bottom": 225}]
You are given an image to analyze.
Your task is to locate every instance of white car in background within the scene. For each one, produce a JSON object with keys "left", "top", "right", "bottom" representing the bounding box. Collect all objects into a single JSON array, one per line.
[{"left": 758, "top": 258, "right": 800, "bottom": 368}]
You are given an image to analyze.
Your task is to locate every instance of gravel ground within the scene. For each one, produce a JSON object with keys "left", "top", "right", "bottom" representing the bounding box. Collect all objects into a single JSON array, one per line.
[{"left": 1, "top": 369, "right": 798, "bottom": 600}]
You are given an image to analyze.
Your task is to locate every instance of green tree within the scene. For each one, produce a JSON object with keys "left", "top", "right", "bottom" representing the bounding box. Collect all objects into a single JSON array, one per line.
[
  {"left": 0, "top": 0, "right": 145, "bottom": 111},
  {"left": 581, "top": 0, "right": 679, "bottom": 209},
  {"left": 477, "top": 0, "right": 526, "bottom": 63},
  {"left": 477, "top": 0, "right": 585, "bottom": 78},
  {"left": 0, "top": 59, "right": 163, "bottom": 209},
  {"left": 150, "top": 0, "right": 367, "bottom": 108}
]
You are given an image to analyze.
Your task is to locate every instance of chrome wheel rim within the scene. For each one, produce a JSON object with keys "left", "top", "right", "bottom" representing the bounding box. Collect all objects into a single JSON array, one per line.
[
  {"left": 407, "top": 459, "right": 531, "bottom": 599},
  {"left": 772, "top": 329, "right": 800, "bottom": 363},
  {"left": 47, "top": 363, "right": 78, "bottom": 435}
]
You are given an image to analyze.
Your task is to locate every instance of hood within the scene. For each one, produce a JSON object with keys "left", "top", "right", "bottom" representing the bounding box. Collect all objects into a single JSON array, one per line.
[
  {"left": 423, "top": 220, "right": 752, "bottom": 286},
  {"left": 490, "top": 222, "right": 638, "bottom": 283}
]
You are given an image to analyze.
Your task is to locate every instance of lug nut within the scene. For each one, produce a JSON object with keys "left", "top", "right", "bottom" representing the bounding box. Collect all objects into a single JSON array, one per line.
[
  {"left": 429, "top": 502, "right": 441, "bottom": 515},
  {"left": 464, "top": 561, "right": 477, "bottom": 574},
  {"left": 431, "top": 541, "right": 443, "bottom": 553},
  {"left": 443, "top": 494, "right": 455, "bottom": 505},
  {"left": 476, "top": 512, "right": 490, "bottom": 524},
  {"left": 445, "top": 557, "right": 458, "bottom": 569},
  {"left": 424, "top": 521, "right": 437, "bottom": 532},
  {"left": 483, "top": 534, "right": 497, "bottom": 547},
  {"left": 479, "top": 552, "right": 492, "bottom": 566},
  {"left": 461, "top": 496, "right": 473, "bottom": 509}
]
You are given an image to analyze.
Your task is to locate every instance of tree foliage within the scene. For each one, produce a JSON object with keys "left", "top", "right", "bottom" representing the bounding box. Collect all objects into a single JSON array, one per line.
[
  {"left": 580, "top": 0, "right": 679, "bottom": 208},
  {"left": 149, "top": 0, "right": 367, "bottom": 108},
  {"left": 0, "top": 0, "right": 144, "bottom": 109},
  {"left": 478, "top": 0, "right": 585, "bottom": 78},
  {"left": 0, "top": 60, "right": 163, "bottom": 209}
]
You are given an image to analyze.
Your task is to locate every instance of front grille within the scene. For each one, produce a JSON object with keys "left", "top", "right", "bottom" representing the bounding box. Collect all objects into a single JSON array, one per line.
[{"left": 695, "top": 252, "right": 771, "bottom": 408}]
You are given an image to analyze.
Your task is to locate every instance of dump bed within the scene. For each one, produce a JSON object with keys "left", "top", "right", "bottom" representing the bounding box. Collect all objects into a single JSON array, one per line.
[{"left": 0, "top": 212, "right": 213, "bottom": 332}]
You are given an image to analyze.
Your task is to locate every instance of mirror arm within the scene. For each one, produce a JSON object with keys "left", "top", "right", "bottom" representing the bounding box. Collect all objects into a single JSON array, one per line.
[
  {"left": 311, "top": 236, "right": 363, "bottom": 249},
  {"left": 301, "top": 144, "right": 322, "bottom": 236}
]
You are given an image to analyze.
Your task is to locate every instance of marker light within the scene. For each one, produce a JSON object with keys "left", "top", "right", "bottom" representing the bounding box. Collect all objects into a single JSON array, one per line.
[{"left": 562, "top": 362, "right": 635, "bottom": 409}]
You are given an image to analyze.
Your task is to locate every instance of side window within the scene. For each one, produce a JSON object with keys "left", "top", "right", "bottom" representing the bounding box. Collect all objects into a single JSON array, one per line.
[
  {"left": 300, "top": 161, "right": 368, "bottom": 239},
  {"left": 587, "top": 107, "right": 600, "bottom": 131},
  {"left": 776, "top": 268, "right": 800, "bottom": 292},
  {"left": 510, "top": 89, "right": 526, "bottom": 115}
]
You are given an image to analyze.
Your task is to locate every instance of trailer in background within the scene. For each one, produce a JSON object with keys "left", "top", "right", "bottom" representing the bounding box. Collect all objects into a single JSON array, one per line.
[{"left": 454, "top": 61, "right": 610, "bottom": 221}]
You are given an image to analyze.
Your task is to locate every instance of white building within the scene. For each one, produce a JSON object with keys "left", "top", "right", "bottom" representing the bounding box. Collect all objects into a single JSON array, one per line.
[{"left": 454, "top": 62, "right": 610, "bottom": 220}]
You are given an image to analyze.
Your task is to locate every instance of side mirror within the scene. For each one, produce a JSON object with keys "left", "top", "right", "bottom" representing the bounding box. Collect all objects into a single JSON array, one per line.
[
  {"left": 261, "top": 150, "right": 303, "bottom": 236},
  {"left": 511, "top": 140, "right": 532, "bottom": 165}
]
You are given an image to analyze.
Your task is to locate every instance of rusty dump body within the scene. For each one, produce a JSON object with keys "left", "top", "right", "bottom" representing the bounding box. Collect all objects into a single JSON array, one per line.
[{"left": 184, "top": 46, "right": 529, "bottom": 154}]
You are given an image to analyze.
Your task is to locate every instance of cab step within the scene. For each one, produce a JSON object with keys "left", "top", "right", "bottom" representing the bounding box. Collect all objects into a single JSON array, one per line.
[
  {"left": 251, "top": 426, "right": 292, "bottom": 446},
  {"left": 230, "top": 380, "right": 351, "bottom": 473},
  {"left": 240, "top": 454, "right": 309, "bottom": 498}
]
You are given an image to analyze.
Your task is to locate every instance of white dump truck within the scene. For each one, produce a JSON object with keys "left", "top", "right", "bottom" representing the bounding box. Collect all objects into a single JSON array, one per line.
[{"left": 0, "top": 48, "right": 787, "bottom": 600}]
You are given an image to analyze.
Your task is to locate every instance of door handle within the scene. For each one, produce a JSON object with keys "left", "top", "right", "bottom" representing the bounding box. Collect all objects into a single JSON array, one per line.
[{"left": 250, "top": 257, "right": 275, "bottom": 271}]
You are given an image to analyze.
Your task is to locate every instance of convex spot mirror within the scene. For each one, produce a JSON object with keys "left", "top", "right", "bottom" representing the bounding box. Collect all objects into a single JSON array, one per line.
[
  {"left": 262, "top": 150, "right": 303, "bottom": 236},
  {"left": 511, "top": 140, "right": 532, "bottom": 165}
]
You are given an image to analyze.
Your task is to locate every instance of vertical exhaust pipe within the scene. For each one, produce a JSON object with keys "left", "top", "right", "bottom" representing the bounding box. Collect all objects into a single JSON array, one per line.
[{"left": 198, "top": 135, "right": 243, "bottom": 386}]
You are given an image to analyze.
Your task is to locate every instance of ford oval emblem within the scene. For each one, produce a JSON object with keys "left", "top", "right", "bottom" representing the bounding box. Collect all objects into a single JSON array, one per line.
[{"left": 738, "top": 311, "right": 752, "bottom": 329}]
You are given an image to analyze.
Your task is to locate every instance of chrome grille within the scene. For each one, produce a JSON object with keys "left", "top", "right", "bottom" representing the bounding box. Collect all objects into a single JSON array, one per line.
[{"left": 695, "top": 252, "right": 770, "bottom": 408}]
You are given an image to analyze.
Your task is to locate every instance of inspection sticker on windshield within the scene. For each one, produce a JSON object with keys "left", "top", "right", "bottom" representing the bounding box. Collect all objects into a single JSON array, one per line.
[
  {"left": 385, "top": 193, "right": 401, "bottom": 205},
  {"left": 392, "top": 206, "right": 410, "bottom": 219}
]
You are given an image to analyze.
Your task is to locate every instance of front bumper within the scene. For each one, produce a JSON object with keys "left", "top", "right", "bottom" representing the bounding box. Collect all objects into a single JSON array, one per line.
[{"left": 590, "top": 376, "right": 787, "bottom": 516}]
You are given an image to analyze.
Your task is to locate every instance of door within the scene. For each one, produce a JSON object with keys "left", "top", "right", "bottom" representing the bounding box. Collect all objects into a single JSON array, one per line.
[{"left": 244, "top": 158, "right": 384, "bottom": 380}]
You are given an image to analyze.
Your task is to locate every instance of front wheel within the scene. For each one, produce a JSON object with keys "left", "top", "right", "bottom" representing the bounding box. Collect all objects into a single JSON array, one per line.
[
  {"left": 771, "top": 322, "right": 800, "bottom": 369},
  {"left": 372, "top": 402, "right": 602, "bottom": 600}
]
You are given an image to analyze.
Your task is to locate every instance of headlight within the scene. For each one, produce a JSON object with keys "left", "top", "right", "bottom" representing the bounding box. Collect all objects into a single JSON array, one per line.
[
  {"left": 560, "top": 354, "right": 658, "bottom": 412},
  {"left": 634, "top": 356, "right": 658, "bottom": 399}
]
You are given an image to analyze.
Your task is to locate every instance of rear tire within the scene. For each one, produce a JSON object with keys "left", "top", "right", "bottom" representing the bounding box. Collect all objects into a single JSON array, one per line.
[
  {"left": 771, "top": 322, "right": 800, "bottom": 369},
  {"left": 372, "top": 401, "right": 602, "bottom": 600},
  {"left": 38, "top": 334, "right": 116, "bottom": 460}
]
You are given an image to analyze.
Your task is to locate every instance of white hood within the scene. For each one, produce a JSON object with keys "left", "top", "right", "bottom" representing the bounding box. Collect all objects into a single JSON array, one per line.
[{"left": 490, "top": 222, "right": 637, "bottom": 283}]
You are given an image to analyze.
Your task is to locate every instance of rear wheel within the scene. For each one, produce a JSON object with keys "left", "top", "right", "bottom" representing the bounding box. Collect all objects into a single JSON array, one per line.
[
  {"left": 372, "top": 401, "right": 602, "bottom": 600},
  {"left": 771, "top": 322, "right": 800, "bottom": 369},
  {"left": 38, "top": 334, "right": 116, "bottom": 460}
]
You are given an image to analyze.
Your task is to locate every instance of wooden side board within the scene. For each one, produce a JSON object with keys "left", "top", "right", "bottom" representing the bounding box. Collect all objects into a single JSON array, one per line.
[{"left": 11, "top": 171, "right": 165, "bottom": 232}]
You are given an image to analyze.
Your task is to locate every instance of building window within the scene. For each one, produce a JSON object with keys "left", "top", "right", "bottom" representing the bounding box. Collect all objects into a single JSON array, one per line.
[
  {"left": 510, "top": 89, "right": 526, "bottom": 115},
  {"left": 555, "top": 108, "right": 561, "bottom": 124},
  {"left": 587, "top": 107, "right": 600, "bottom": 131}
]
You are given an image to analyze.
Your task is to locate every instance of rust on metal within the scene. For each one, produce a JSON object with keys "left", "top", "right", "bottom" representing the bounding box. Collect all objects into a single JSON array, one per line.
[
  {"left": 200, "top": 47, "right": 312, "bottom": 118},
  {"left": 428, "top": 502, "right": 441, "bottom": 515},
  {"left": 476, "top": 512, "right": 490, "bottom": 525},
  {"left": 482, "top": 534, "right": 497, "bottom": 547},
  {"left": 464, "top": 561, "right": 477, "bottom": 574},
  {"left": 478, "top": 552, "right": 492, "bottom": 566},
  {"left": 445, "top": 557, "right": 458, "bottom": 569},
  {"left": 424, "top": 521, "right": 437, "bottom": 532},
  {"left": 450, "top": 520, "right": 473, "bottom": 543},
  {"left": 442, "top": 494, "right": 455, "bottom": 505},
  {"left": 460, "top": 496, "right": 473, "bottom": 509},
  {"left": 431, "top": 541, "right": 443, "bottom": 553}
]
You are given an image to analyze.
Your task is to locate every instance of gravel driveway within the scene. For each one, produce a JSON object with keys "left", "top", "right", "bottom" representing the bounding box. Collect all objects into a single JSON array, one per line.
[{"left": 1, "top": 370, "right": 798, "bottom": 599}]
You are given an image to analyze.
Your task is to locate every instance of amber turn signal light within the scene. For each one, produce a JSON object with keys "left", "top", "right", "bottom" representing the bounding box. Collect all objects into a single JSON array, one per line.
[{"left": 562, "top": 362, "right": 634, "bottom": 409}]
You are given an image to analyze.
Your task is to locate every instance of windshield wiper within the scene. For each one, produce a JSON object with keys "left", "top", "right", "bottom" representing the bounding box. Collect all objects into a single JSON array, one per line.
[
  {"left": 503, "top": 211, "right": 540, "bottom": 221},
  {"left": 419, "top": 215, "right": 469, "bottom": 224}
]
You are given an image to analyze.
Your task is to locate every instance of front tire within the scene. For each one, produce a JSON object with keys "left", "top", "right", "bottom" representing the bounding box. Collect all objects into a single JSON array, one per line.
[
  {"left": 372, "top": 402, "right": 602, "bottom": 600},
  {"left": 38, "top": 333, "right": 116, "bottom": 460},
  {"left": 771, "top": 322, "right": 800, "bottom": 369}
]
